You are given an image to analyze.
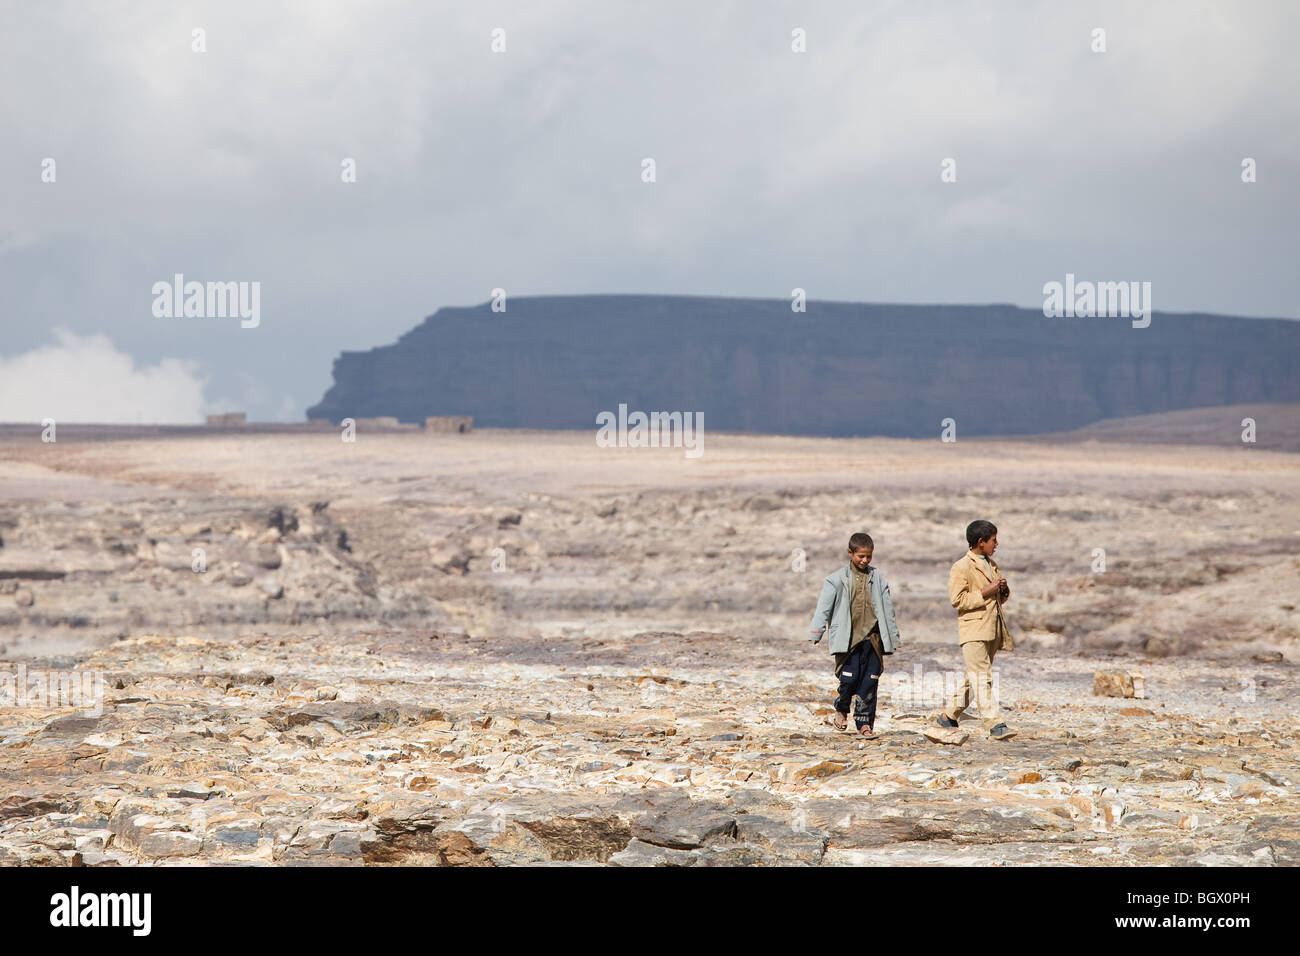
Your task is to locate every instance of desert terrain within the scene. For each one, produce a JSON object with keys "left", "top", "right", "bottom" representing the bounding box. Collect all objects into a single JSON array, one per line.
[{"left": 0, "top": 415, "right": 1297, "bottom": 865}]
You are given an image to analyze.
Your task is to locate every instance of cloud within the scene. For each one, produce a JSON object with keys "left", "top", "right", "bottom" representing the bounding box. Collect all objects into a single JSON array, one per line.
[{"left": 0, "top": 329, "right": 209, "bottom": 424}]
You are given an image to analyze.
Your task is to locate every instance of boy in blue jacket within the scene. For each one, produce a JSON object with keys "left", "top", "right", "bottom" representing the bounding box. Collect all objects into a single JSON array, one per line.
[{"left": 808, "top": 532, "right": 902, "bottom": 737}]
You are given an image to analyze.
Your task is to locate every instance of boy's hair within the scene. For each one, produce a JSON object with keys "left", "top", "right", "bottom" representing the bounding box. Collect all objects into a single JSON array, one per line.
[
  {"left": 966, "top": 520, "right": 997, "bottom": 548},
  {"left": 848, "top": 532, "right": 874, "bottom": 552}
]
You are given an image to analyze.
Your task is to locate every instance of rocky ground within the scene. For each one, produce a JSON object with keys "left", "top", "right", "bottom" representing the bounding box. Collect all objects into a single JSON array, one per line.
[{"left": 0, "top": 426, "right": 1296, "bottom": 866}]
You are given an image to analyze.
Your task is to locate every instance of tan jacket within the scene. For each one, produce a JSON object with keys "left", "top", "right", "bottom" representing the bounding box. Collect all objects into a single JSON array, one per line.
[{"left": 947, "top": 550, "right": 1013, "bottom": 650}]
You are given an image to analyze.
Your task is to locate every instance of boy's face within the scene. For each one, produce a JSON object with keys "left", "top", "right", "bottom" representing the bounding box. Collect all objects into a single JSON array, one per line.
[
  {"left": 848, "top": 546, "right": 873, "bottom": 570},
  {"left": 974, "top": 535, "right": 998, "bottom": 557}
]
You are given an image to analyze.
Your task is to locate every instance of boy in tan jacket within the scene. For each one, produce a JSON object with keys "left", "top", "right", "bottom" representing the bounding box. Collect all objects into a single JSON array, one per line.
[{"left": 936, "top": 520, "right": 1016, "bottom": 740}]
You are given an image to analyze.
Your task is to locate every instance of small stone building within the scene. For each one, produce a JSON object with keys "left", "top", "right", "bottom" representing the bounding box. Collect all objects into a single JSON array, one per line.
[
  {"left": 425, "top": 416, "right": 473, "bottom": 434},
  {"left": 206, "top": 412, "right": 246, "bottom": 426}
]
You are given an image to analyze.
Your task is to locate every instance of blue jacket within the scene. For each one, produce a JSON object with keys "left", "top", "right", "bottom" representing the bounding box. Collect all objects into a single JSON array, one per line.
[{"left": 808, "top": 564, "right": 901, "bottom": 654}]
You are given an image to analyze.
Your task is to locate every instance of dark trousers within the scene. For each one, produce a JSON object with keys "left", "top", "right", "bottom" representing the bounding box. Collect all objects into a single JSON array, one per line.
[{"left": 834, "top": 639, "right": 881, "bottom": 731}]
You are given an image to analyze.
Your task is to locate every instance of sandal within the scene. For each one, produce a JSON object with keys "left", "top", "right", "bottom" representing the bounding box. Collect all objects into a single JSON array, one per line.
[{"left": 824, "top": 711, "right": 847, "bottom": 731}]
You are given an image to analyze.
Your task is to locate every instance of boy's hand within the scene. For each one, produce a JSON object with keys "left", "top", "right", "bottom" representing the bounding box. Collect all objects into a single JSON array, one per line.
[{"left": 980, "top": 578, "right": 1009, "bottom": 600}]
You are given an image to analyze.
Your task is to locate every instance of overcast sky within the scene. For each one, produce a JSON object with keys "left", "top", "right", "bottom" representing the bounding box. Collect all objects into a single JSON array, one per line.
[{"left": 2, "top": 0, "right": 1297, "bottom": 422}]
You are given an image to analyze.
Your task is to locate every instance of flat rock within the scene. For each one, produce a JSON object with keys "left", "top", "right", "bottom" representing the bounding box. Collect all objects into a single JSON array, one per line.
[{"left": 922, "top": 727, "right": 969, "bottom": 746}]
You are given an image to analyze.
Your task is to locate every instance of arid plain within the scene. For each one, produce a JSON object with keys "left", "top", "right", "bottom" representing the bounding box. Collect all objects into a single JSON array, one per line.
[{"left": 1, "top": 413, "right": 1297, "bottom": 865}]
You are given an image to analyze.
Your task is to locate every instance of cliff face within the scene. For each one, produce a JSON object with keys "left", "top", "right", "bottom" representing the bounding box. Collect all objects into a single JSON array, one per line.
[{"left": 306, "top": 295, "right": 1300, "bottom": 436}]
